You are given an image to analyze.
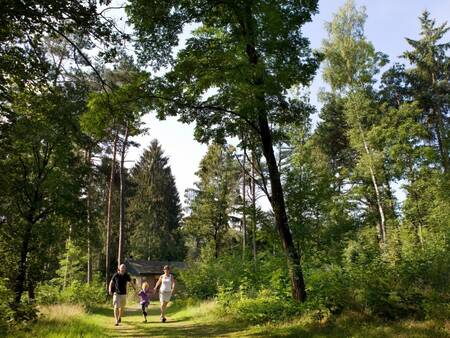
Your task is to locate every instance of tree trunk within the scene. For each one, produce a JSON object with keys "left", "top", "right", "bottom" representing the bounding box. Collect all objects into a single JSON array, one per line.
[
  {"left": 238, "top": 4, "right": 306, "bottom": 301},
  {"left": 407, "top": 164, "right": 425, "bottom": 245},
  {"left": 14, "top": 221, "right": 33, "bottom": 304},
  {"left": 86, "top": 148, "right": 93, "bottom": 284},
  {"left": 359, "top": 124, "right": 387, "bottom": 242},
  {"left": 258, "top": 113, "right": 307, "bottom": 302},
  {"left": 27, "top": 281, "right": 35, "bottom": 301},
  {"left": 63, "top": 223, "right": 73, "bottom": 289},
  {"left": 105, "top": 128, "right": 119, "bottom": 289},
  {"left": 251, "top": 152, "right": 257, "bottom": 264},
  {"left": 242, "top": 138, "right": 247, "bottom": 259},
  {"left": 118, "top": 122, "right": 129, "bottom": 266},
  {"left": 214, "top": 227, "right": 219, "bottom": 259}
]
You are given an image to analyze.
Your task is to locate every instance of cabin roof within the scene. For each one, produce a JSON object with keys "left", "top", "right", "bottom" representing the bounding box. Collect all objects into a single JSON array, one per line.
[{"left": 125, "top": 259, "right": 187, "bottom": 276}]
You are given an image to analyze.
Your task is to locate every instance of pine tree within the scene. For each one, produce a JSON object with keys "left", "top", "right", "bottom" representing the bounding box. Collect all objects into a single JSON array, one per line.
[
  {"left": 403, "top": 11, "right": 450, "bottom": 173},
  {"left": 184, "top": 144, "right": 240, "bottom": 259},
  {"left": 128, "top": 140, "right": 185, "bottom": 261}
]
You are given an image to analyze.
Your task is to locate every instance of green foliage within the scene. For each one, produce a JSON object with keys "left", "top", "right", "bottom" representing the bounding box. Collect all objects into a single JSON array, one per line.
[
  {"left": 322, "top": 0, "right": 388, "bottom": 91},
  {"left": 128, "top": 139, "right": 185, "bottom": 260},
  {"left": 218, "top": 288, "right": 301, "bottom": 324},
  {"left": 0, "top": 279, "right": 14, "bottom": 336},
  {"left": 179, "top": 253, "right": 288, "bottom": 300},
  {"left": 302, "top": 226, "right": 450, "bottom": 320},
  {"left": 36, "top": 277, "right": 106, "bottom": 312},
  {"left": 183, "top": 144, "right": 240, "bottom": 259},
  {"left": 403, "top": 11, "right": 449, "bottom": 172}
]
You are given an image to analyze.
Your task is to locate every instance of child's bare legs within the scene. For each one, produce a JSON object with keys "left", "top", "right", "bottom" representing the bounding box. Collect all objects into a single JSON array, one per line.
[{"left": 141, "top": 303, "right": 148, "bottom": 322}]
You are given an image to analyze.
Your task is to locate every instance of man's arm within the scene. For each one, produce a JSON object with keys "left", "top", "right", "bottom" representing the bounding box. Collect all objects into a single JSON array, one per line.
[
  {"left": 127, "top": 274, "right": 137, "bottom": 292},
  {"left": 108, "top": 278, "right": 114, "bottom": 295}
]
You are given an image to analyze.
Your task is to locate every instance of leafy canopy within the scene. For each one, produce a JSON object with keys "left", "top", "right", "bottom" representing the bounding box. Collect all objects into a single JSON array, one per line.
[{"left": 127, "top": 0, "right": 320, "bottom": 143}]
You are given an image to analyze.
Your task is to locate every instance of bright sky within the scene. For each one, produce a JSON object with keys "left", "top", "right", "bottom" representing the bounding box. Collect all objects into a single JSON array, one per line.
[{"left": 125, "top": 0, "right": 450, "bottom": 204}]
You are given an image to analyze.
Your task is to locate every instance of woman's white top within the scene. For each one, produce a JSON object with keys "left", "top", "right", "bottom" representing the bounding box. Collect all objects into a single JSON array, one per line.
[{"left": 160, "top": 274, "right": 173, "bottom": 292}]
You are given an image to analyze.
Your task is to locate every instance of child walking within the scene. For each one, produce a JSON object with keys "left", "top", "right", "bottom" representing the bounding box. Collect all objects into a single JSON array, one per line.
[{"left": 138, "top": 282, "right": 152, "bottom": 323}]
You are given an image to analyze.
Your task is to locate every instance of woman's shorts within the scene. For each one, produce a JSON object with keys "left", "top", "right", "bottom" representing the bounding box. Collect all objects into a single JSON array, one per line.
[
  {"left": 159, "top": 291, "right": 172, "bottom": 303},
  {"left": 113, "top": 293, "right": 127, "bottom": 308}
]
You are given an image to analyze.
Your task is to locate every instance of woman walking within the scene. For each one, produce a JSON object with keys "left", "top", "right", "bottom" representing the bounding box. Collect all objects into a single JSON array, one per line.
[{"left": 154, "top": 265, "right": 175, "bottom": 322}]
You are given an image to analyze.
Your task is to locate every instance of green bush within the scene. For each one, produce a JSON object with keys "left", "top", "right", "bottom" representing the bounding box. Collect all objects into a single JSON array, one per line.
[
  {"left": 36, "top": 277, "right": 106, "bottom": 311},
  {"left": 35, "top": 283, "right": 61, "bottom": 305},
  {"left": 218, "top": 287, "right": 301, "bottom": 324},
  {"left": 179, "top": 253, "right": 288, "bottom": 300},
  {"left": 0, "top": 279, "right": 14, "bottom": 336}
]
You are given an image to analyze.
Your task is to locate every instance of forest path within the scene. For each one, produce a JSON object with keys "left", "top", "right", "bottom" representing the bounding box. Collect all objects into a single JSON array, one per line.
[{"left": 93, "top": 302, "right": 249, "bottom": 337}]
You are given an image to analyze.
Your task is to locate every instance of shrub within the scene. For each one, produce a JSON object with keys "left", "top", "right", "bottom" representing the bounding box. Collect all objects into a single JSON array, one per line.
[
  {"left": 36, "top": 276, "right": 106, "bottom": 312},
  {"left": 217, "top": 288, "right": 301, "bottom": 324},
  {"left": 0, "top": 279, "right": 14, "bottom": 336}
]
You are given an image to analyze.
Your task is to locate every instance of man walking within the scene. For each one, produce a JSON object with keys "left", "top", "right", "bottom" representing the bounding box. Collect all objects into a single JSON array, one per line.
[{"left": 109, "top": 263, "right": 136, "bottom": 326}]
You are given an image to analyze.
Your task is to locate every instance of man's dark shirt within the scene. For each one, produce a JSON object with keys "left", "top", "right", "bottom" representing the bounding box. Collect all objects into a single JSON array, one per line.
[{"left": 111, "top": 272, "right": 131, "bottom": 295}]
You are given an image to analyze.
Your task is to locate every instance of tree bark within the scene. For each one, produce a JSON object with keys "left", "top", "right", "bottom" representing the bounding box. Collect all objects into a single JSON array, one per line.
[
  {"left": 258, "top": 113, "right": 307, "bottom": 301},
  {"left": 14, "top": 221, "right": 33, "bottom": 304},
  {"left": 63, "top": 223, "right": 73, "bottom": 289},
  {"left": 242, "top": 137, "right": 247, "bottom": 259},
  {"left": 359, "top": 124, "right": 387, "bottom": 242},
  {"left": 118, "top": 122, "right": 129, "bottom": 266},
  {"left": 86, "top": 147, "right": 93, "bottom": 284},
  {"left": 105, "top": 128, "right": 119, "bottom": 289},
  {"left": 251, "top": 152, "right": 257, "bottom": 264}
]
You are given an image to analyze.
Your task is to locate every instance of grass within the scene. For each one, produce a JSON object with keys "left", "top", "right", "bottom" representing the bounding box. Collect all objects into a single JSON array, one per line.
[{"left": 7, "top": 301, "right": 450, "bottom": 337}]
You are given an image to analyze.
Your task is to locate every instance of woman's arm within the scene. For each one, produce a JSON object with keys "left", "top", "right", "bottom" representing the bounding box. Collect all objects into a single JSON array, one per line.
[
  {"left": 171, "top": 275, "right": 175, "bottom": 293},
  {"left": 154, "top": 276, "right": 162, "bottom": 291}
]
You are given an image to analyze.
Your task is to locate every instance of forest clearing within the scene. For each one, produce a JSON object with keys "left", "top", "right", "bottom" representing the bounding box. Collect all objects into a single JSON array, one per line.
[{"left": 1, "top": 0, "right": 449, "bottom": 337}]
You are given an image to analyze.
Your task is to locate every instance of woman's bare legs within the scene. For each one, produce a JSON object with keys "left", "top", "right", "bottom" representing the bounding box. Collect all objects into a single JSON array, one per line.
[{"left": 160, "top": 301, "right": 169, "bottom": 321}]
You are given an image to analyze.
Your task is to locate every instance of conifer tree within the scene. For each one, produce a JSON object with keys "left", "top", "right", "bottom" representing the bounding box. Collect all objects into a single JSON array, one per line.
[{"left": 128, "top": 140, "right": 185, "bottom": 261}]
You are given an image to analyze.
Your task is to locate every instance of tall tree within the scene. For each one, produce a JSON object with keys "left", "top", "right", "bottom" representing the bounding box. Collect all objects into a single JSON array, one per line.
[
  {"left": 321, "top": 0, "right": 390, "bottom": 242},
  {"left": 82, "top": 60, "right": 147, "bottom": 285},
  {"left": 184, "top": 144, "right": 240, "bottom": 259},
  {"left": 0, "top": 83, "right": 87, "bottom": 305},
  {"left": 128, "top": 140, "right": 185, "bottom": 261},
  {"left": 403, "top": 11, "right": 449, "bottom": 173},
  {"left": 127, "top": 0, "right": 320, "bottom": 301}
]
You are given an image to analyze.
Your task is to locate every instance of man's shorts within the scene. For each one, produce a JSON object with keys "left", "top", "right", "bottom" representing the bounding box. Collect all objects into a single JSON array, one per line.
[{"left": 113, "top": 293, "right": 127, "bottom": 308}]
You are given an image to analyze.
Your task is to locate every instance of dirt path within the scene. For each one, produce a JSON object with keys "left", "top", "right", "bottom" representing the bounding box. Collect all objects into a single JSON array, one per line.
[{"left": 95, "top": 303, "right": 248, "bottom": 337}]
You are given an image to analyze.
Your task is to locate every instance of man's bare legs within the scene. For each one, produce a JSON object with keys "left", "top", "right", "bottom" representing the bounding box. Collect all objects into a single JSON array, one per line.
[
  {"left": 114, "top": 306, "right": 120, "bottom": 325},
  {"left": 114, "top": 306, "right": 125, "bottom": 325}
]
